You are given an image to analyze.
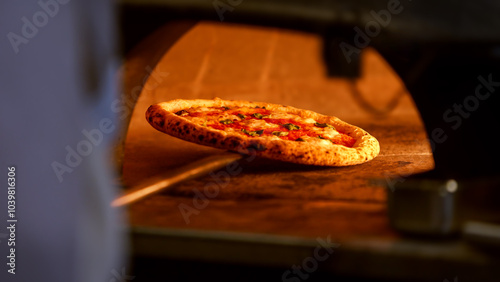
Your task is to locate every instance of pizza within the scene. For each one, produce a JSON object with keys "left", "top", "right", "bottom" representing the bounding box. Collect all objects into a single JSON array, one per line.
[{"left": 146, "top": 98, "right": 379, "bottom": 166}]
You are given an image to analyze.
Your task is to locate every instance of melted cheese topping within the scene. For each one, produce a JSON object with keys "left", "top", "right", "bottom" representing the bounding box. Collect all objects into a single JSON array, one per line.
[{"left": 176, "top": 106, "right": 355, "bottom": 147}]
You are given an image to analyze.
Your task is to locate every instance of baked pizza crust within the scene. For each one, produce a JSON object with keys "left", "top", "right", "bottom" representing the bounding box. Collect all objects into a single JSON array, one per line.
[{"left": 146, "top": 98, "right": 380, "bottom": 166}]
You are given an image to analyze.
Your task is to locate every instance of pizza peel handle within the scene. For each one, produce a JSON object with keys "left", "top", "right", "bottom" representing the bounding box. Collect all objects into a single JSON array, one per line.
[{"left": 111, "top": 152, "right": 243, "bottom": 207}]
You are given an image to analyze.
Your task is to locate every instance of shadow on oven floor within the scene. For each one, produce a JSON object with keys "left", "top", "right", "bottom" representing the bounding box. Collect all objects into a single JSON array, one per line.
[{"left": 131, "top": 256, "right": 423, "bottom": 282}]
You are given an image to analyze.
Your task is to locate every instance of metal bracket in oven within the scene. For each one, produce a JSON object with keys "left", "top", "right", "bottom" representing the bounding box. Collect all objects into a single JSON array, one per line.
[{"left": 387, "top": 175, "right": 500, "bottom": 249}]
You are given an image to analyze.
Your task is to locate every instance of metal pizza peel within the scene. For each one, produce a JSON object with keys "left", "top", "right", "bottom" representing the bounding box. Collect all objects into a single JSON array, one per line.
[{"left": 111, "top": 151, "right": 243, "bottom": 207}]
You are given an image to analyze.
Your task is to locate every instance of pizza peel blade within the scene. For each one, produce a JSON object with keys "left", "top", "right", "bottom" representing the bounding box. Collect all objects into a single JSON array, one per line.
[{"left": 111, "top": 151, "right": 243, "bottom": 207}]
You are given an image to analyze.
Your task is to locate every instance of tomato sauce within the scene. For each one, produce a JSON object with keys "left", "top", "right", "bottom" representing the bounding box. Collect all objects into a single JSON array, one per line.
[{"left": 187, "top": 108, "right": 356, "bottom": 147}]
